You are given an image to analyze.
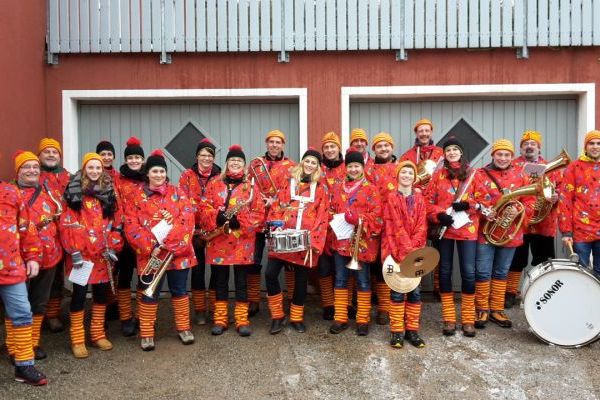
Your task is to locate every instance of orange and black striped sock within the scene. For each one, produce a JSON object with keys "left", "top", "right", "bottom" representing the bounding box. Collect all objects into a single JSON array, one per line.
[
  {"left": 433, "top": 267, "right": 440, "bottom": 293},
  {"left": 319, "top": 276, "right": 334, "bottom": 308},
  {"left": 461, "top": 293, "right": 476, "bottom": 325},
  {"left": 4, "top": 319, "right": 14, "bottom": 357},
  {"left": 333, "top": 288, "right": 349, "bottom": 323},
  {"left": 117, "top": 289, "right": 133, "bottom": 321},
  {"left": 208, "top": 289, "right": 217, "bottom": 313},
  {"left": 490, "top": 279, "right": 508, "bottom": 311},
  {"left": 213, "top": 300, "right": 229, "bottom": 327},
  {"left": 172, "top": 295, "right": 191, "bottom": 331},
  {"left": 375, "top": 282, "right": 390, "bottom": 313},
  {"left": 440, "top": 292, "right": 456, "bottom": 323},
  {"left": 90, "top": 303, "right": 107, "bottom": 342},
  {"left": 247, "top": 274, "right": 261, "bottom": 304},
  {"left": 69, "top": 310, "right": 86, "bottom": 345},
  {"left": 12, "top": 324, "right": 34, "bottom": 364},
  {"left": 356, "top": 291, "right": 372, "bottom": 324},
  {"left": 285, "top": 269, "right": 295, "bottom": 302},
  {"left": 138, "top": 301, "right": 158, "bottom": 338},
  {"left": 389, "top": 301, "right": 405, "bottom": 333},
  {"left": 234, "top": 302, "right": 250, "bottom": 328},
  {"left": 31, "top": 314, "right": 44, "bottom": 348},
  {"left": 405, "top": 302, "right": 422, "bottom": 331},
  {"left": 45, "top": 297, "right": 61, "bottom": 319},
  {"left": 267, "top": 293, "right": 285, "bottom": 320},
  {"left": 289, "top": 304, "right": 304, "bottom": 323},
  {"left": 475, "top": 280, "right": 491, "bottom": 311},
  {"left": 506, "top": 271, "right": 521, "bottom": 295}
]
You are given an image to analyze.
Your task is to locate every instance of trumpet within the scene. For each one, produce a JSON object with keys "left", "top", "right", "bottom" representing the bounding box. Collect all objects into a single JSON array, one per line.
[
  {"left": 346, "top": 218, "right": 363, "bottom": 270},
  {"left": 249, "top": 157, "right": 277, "bottom": 198},
  {"left": 140, "top": 247, "right": 174, "bottom": 298}
]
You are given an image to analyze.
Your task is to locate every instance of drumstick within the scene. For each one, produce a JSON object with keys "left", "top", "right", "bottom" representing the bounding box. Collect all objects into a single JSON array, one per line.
[{"left": 565, "top": 241, "right": 580, "bottom": 263}]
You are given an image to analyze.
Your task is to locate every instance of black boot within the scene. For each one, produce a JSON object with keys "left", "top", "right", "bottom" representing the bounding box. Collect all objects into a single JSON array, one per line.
[
  {"left": 248, "top": 302, "right": 260, "bottom": 317},
  {"left": 390, "top": 332, "right": 404, "bottom": 348},
  {"left": 269, "top": 318, "right": 285, "bottom": 335},
  {"left": 504, "top": 292, "right": 516, "bottom": 309},
  {"left": 14, "top": 365, "right": 47, "bottom": 386},
  {"left": 405, "top": 330, "right": 425, "bottom": 348},
  {"left": 290, "top": 321, "right": 306, "bottom": 333},
  {"left": 322, "top": 306, "right": 334, "bottom": 321},
  {"left": 121, "top": 318, "right": 137, "bottom": 337}
]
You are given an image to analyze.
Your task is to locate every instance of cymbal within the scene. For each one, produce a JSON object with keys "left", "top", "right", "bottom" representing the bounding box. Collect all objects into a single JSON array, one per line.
[
  {"left": 382, "top": 255, "right": 422, "bottom": 294},
  {"left": 399, "top": 247, "right": 440, "bottom": 278}
]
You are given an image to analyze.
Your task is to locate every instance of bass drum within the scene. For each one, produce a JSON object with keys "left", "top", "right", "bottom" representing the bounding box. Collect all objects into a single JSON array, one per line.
[{"left": 521, "top": 259, "right": 600, "bottom": 348}]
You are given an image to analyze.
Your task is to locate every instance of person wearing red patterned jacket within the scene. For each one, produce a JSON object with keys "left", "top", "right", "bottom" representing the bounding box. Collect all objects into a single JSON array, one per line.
[
  {"left": 560, "top": 130, "right": 600, "bottom": 278},
  {"left": 382, "top": 161, "right": 428, "bottom": 349},
  {"left": 505, "top": 131, "right": 561, "bottom": 308},
  {"left": 350, "top": 128, "right": 375, "bottom": 177},
  {"left": 319, "top": 132, "right": 345, "bottom": 320},
  {"left": 474, "top": 139, "right": 533, "bottom": 330},
  {"left": 0, "top": 168, "right": 47, "bottom": 385},
  {"left": 96, "top": 140, "right": 118, "bottom": 180},
  {"left": 198, "top": 145, "right": 264, "bottom": 336},
  {"left": 60, "top": 153, "right": 123, "bottom": 359},
  {"left": 400, "top": 119, "right": 444, "bottom": 192},
  {"left": 14, "top": 151, "right": 63, "bottom": 361},
  {"left": 37, "top": 138, "right": 71, "bottom": 334},
  {"left": 124, "top": 150, "right": 196, "bottom": 351},
  {"left": 247, "top": 130, "right": 296, "bottom": 317},
  {"left": 329, "top": 147, "right": 383, "bottom": 337},
  {"left": 111, "top": 137, "right": 146, "bottom": 337},
  {"left": 265, "top": 149, "right": 329, "bottom": 334},
  {"left": 425, "top": 137, "right": 479, "bottom": 337},
  {"left": 179, "top": 138, "right": 221, "bottom": 326}
]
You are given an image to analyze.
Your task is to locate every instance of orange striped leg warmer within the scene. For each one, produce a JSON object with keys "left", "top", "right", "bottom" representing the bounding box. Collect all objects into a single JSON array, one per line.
[
  {"left": 433, "top": 267, "right": 440, "bottom": 293},
  {"left": 69, "top": 310, "right": 86, "bottom": 346},
  {"left": 234, "top": 302, "right": 250, "bottom": 329},
  {"left": 490, "top": 279, "right": 508, "bottom": 312},
  {"left": 389, "top": 301, "right": 405, "bottom": 333},
  {"left": 285, "top": 269, "right": 295, "bottom": 302},
  {"left": 90, "top": 303, "right": 107, "bottom": 342},
  {"left": 267, "top": 293, "right": 285, "bottom": 320},
  {"left": 405, "top": 302, "right": 422, "bottom": 331},
  {"left": 319, "top": 276, "right": 334, "bottom": 308},
  {"left": 375, "top": 282, "right": 390, "bottom": 313},
  {"left": 213, "top": 301, "right": 229, "bottom": 328},
  {"left": 289, "top": 304, "right": 304, "bottom": 323},
  {"left": 31, "top": 314, "right": 44, "bottom": 348},
  {"left": 12, "top": 324, "right": 34, "bottom": 364},
  {"left": 138, "top": 301, "right": 158, "bottom": 338},
  {"left": 191, "top": 289, "right": 205, "bottom": 312},
  {"left": 117, "top": 289, "right": 133, "bottom": 321},
  {"left": 247, "top": 274, "right": 261, "bottom": 304},
  {"left": 347, "top": 276, "right": 356, "bottom": 305},
  {"left": 475, "top": 280, "right": 491, "bottom": 311},
  {"left": 4, "top": 319, "right": 14, "bottom": 356},
  {"left": 356, "top": 291, "right": 372, "bottom": 324},
  {"left": 208, "top": 289, "right": 217, "bottom": 313},
  {"left": 334, "top": 288, "right": 349, "bottom": 323},
  {"left": 45, "top": 297, "right": 61, "bottom": 319},
  {"left": 461, "top": 293, "right": 476, "bottom": 325},
  {"left": 506, "top": 271, "right": 521, "bottom": 295},
  {"left": 440, "top": 292, "right": 456, "bottom": 323},
  {"left": 172, "top": 295, "right": 191, "bottom": 331}
]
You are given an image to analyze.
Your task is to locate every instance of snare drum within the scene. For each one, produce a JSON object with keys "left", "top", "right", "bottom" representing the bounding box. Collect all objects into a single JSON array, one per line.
[
  {"left": 521, "top": 259, "right": 600, "bottom": 348},
  {"left": 267, "top": 229, "right": 311, "bottom": 253}
]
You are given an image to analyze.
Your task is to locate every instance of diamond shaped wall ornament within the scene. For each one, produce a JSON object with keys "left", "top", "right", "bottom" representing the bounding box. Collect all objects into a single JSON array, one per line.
[
  {"left": 165, "top": 122, "right": 219, "bottom": 169},
  {"left": 436, "top": 118, "right": 489, "bottom": 163}
]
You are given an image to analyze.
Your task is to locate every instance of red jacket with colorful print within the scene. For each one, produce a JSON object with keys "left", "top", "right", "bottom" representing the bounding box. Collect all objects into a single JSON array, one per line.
[
  {"left": 382, "top": 191, "right": 428, "bottom": 263},
  {"left": 0, "top": 182, "right": 42, "bottom": 285},
  {"left": 40, "top": 168, "right": 71, "bottom": 194},
  {"left": 367, "top": 158, "right": 398, "bottom": 200},
  {"left": 321, "top": 161, "right": 346, "bottom": 256},
  {"left": 178, "top": 165, "right": 221, "bottom": 230}
]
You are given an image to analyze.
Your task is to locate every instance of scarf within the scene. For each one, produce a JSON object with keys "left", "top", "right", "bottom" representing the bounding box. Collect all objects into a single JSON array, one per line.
[
  {"left": 580, "top": 153, "right": 600, "bottom": 163},
  {"left": 375, "top": 155, "right": 397, "bottom": 164},
  {"left": 119, "top": 163, "right": 146, "bottom": 182},
  {"left": 64, "top": 170, "right": 116, "bottom": 218},
  {"left": 323, "top": 156, "right": 343, "bottom": 169},
  {"left": 41, "top": 164, "right": 65, "bottom": 174}
]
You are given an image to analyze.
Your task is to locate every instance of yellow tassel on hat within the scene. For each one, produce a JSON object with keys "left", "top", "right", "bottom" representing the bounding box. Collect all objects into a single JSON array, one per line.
[
  {"left": 371, "top": 132, "right": 394, "bottom": 150},
  {"left": 321, "top": 131, "right": 341, "bottom": 149},
  {"left": 491, "top": 139, "right": 515, "bottom": 156},
  {"left": 38, "top": 138, "right": 62, "bottom": 155},
  {"left": 350, "top": 128, "right": 368, "bottom": 144},
  {"left": 265, "top": 129, "right": 286, "bottom": 143}
]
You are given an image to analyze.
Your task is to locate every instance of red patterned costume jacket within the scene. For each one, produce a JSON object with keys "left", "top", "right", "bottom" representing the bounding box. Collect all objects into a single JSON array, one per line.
[
  {"left": 199, "top": 177, "right": 265, "bottom": 265},
  {"left": 178, "top": 165, "right": 221, "bottom": 231},
  {"left": 367, "top": 159, "right": 398, "bottom": 200},
  {"left": 267, "top": 178, "right": 330, "bottom": 267},
  {"left": 124, "top": 184, "right": 196, "bottom": 272},
  {"left": 425, "top": 168, "right": 481, "bottom": 241},
  {"left": 321, "top": 161, "right": 346, "bottom": 256},
  {"left": 114, "top": 173, "right": 144, "bottom": 206},
  {"left": 60, "top": 197, "right": 124, "bottom": 284},
  {"left": 400, "top": 144, "right": 444, "bottom": 191},
  {"left": 39, "top": 168, "right": 70, "bottom": 194},
  {"left": 559, "top": 156, "right": 600, "bottom": 242},
  {"left": 330, "top": 179, "right": 383, "bottom": 263},
  {"left": 0, "top": 182, "right": 42, "bottom": 285},
  {"left": 382, "top": 191, "right": 428, "bottom": 262},
  {"left": 257, "top": 155, "right": 296, "bottom": 189}
]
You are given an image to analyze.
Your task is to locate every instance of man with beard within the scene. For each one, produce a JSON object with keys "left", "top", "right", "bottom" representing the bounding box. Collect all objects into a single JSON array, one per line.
[
  {"left": 349, "top": 128, "right": 374, "bottom": 177},
  {"left": 400, "top": 119, "right": 444, "bottom": 191}
]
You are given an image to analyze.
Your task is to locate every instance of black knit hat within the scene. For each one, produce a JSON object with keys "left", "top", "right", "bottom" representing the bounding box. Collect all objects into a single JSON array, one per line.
[
  {"left": 145, "top": 149, "right": 167, "bottom": 172},
  {"left": 345, "top": 146, "right": 364, "bottom": 166},
  {"left": 442, "top": 136, "right": 463, "bottom": 153},
  {"left": 96, "top": 140, "right": 115, "bottom": 155},
  {"left": 196, "top": 138, "right": 216, "bottom": 156},
  {"left": 302, "top": 147, "right": 322, "bottom": 165},
  {"left": 226, "top": 145, "right": 246, "bottom": 162},
  {"left": 124, "top": 136, "right": 145, "bottom": 158}
]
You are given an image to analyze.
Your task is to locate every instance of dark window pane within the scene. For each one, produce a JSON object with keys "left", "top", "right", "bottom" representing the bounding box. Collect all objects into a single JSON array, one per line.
[
  {"left": 436, "top": 118, "right": 488, "bottom": 163},
  {"left": 165, "top": 122, "right": 219, "bottom": 169}
]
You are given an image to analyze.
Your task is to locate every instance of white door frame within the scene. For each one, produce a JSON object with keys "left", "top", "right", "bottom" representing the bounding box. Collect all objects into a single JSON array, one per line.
[
  {"left": 341, "top": 83, "right": 595, "bottom": 150},
  {"left": 62, "top": 88, "right": 308, "bottom": 172}
]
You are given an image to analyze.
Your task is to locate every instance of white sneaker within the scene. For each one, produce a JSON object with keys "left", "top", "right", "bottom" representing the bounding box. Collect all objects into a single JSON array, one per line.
[
  {"left": 178, "top": 330, "right": 195, "bottom": 345},
  {"left": 140, "top": 337, "right": 155, "bottom": 351}
]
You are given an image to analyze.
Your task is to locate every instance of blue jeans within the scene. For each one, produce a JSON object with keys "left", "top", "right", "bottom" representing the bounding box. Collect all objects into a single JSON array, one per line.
[
  {"left": 475, "top": 243, "right": 516, "bottom": 282},
  {"left": 438, "top": 239, "right": 477, "bottom": 294},
  {"left": 391, "top": 287, "right": 421, "bottom": 303},
  {"left": 573, "top": 240, "right": 600, "bottom": 278},
  {"left": 0, "top": 282, "right": 33, "bottom": 366},
  {"left": 333, "top": 252, "right": 371, "bottom": 291},
  {"left": 141, "top": 268, "right": 189, "bottom": 303}
]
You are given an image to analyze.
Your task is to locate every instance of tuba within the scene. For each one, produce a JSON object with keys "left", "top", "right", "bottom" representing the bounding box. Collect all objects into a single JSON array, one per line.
[
  {"left": 529, "top": 149, "right": 571, "bottom": 225},
  {"left": 346, "top": 218, "right": 363, "bottom": 270},
  {"left": 141, "top": 247, "right": 174, "bottom": 298},
  {"left": 249, "top": 157, "right": 278, "bottom": 198},
  {"left": 414, "top": 159, "right": 438, "bottom": 186}
]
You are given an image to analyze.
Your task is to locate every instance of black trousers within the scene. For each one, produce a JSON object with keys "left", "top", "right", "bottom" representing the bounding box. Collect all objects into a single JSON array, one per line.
[
  {"left": 116, "top": 240, "right": 137, "bottom": 290},
  {"left": 509, "top": 234, "right": 556, "bottom": 273},
  {"left": 27, "top": 267, "right": 57, "bottom": 315},
  {"left": 212, "top": 265, "right": 248, "bottom": 302},
  {"left": 49, "top": 258, "right": 65, "bottom": 298},
  {"left": 191, "top": 238, "right": 216, "bottom": 291},
  {"left": 265, "top": 258, "right": 309, "bottom": 306},
  {"left": 70, "top": 283, "right": 109, "bottom": 312},
  {"left": 249, "top": 232, "right": 266, "bottom": 275}
]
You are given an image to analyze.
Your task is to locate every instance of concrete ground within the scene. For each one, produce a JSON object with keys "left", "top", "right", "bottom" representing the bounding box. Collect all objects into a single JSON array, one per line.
[{"left": 0, "top": 295, "right": 598, "bottom": 400}]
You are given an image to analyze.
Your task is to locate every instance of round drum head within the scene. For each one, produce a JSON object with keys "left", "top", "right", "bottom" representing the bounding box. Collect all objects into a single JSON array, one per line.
[
  {"left": 523, "top": 265, "right": 600, "bottom": 347},
  {"left": 399, "top": 247, "right": 440, "bottom": 278},
  {"left": 382, "top": 256, "right": 421, "bottom": 294}
]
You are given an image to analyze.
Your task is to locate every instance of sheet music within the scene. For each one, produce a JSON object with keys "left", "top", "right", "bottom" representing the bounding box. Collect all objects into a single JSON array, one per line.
[
  {"left": 330, "top": 213, "right": 355, "bottom": 240},
  {"left": 446, "top": 207, "right": 471, "bottom": 230},
  {"left": 68, "top": 260, "right": 94, "bottom": 286},
  {"left": 151, "top": 219, "right": 173, "bottom": 245}
]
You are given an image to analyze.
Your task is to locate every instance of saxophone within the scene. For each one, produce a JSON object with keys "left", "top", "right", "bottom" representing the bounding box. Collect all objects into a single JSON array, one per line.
[{"left": 346, "top": 218, "right": 363, "bottom": 270}]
